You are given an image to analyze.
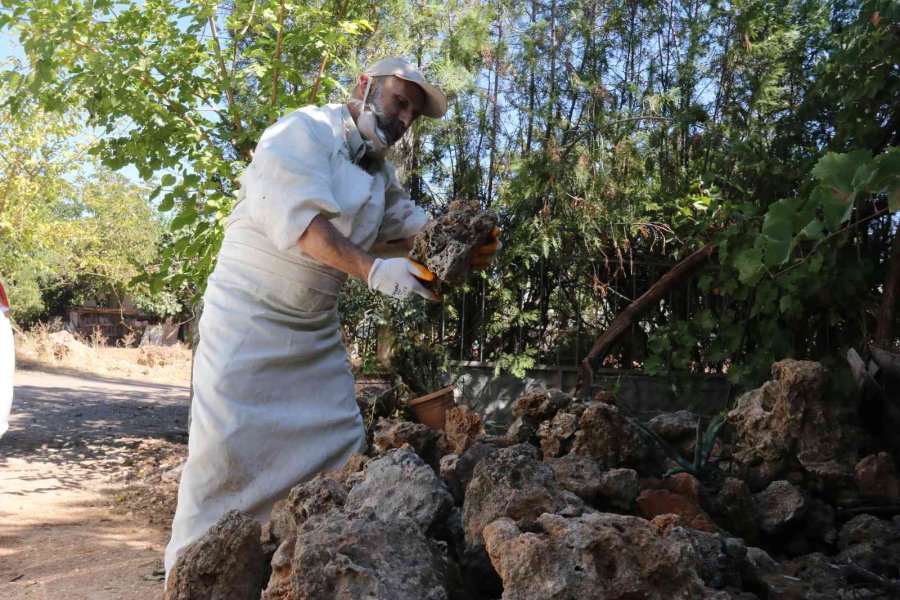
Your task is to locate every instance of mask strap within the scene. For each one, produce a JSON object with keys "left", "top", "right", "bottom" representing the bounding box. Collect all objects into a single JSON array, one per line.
[{"left": 361, "top": 76, "right": 374, "bottom": 110}]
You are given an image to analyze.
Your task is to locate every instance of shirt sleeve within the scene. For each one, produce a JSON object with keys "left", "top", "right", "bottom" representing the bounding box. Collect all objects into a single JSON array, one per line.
[
  {"left": 374, "top": 163, "right": 429, "bottom": 244},
  {"left": 239, "top": 110, "right": 341, "bottom": 252}
]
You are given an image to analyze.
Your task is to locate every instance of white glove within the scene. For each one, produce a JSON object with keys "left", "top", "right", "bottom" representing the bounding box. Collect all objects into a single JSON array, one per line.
[{"left": 367, "top": 258, "right": 438, "bottom": 301}]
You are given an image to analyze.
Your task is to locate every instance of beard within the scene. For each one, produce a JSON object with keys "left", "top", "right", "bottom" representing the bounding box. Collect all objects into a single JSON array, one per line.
[
  {"left": 366, "top": 83, "right": 408, "bottom": 146},
  {"left": 375, "top": 113, "right": 407, "bottom": 146}
]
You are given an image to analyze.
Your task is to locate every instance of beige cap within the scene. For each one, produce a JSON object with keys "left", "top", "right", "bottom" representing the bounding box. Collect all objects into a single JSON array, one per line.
[{"left": 363, "top": 58, "right": 448, "bottom": 119}]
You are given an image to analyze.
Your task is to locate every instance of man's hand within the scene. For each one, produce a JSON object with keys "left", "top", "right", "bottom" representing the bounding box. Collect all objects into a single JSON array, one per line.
[
  {"left": 471, "top": 227, "right": 502, "bottom": 270},
  {"left": 368, "top": 258, "right": 439, "bottom": 301}
]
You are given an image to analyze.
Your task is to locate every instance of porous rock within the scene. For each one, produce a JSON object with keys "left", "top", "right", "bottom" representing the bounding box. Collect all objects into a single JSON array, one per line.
[
  {"left": 544, "top": 453, "right": 605, "bottom": 502},
  {"left": 165, "top": 510, "right": 267, "bottom": 600},
  {"left": 409, "top": 200, "right": 498, "bottom": 292},
  {"left": 753, "top": 480, "right": 806, "bottom": 535},
  {"left": 637, "top": 488, "right": 717, "bottom": 533},
  {"left": 727, "top": 360, "right": 858, "bottom": 490},
  {"left": 290, "top": 511, "right": 457, "bottom": 600},
  {"left": 511, "top": 388, "right": 573, "bottom": 421},
  {"left": 648, "top": 410, "right": 700, "bottom": 454},
  {"left": 855, "top": 452, "right": 900, "bottom": 499},
  {"left": 570, "top": 402, "right": 651, "bottom": 469},
  {"left": 443, "top": 405, "right": 483, "bottom": 455},
  {"left": 372, "top": 417, "right": 446, "bottom": 467},
  {"left": 538, "top": 410, "right": 580, "bottom": 458},
  {"left": 463, "top": 444, "right": 565, "bottom": 547},
  {"left": 713, "top": 477, "right": 759, "bottom": 544},
  {"left": 597, "top": 468, "right": 640, "bottom": 511},
  {"left": 483, "top": 512, "right": 720, "bottom": 599},
  {"left": 439, "top": 442, "right": 499, "bottom": 504},
  {"left": 345, "top": 448, "right": 453, "bottom": 533}
]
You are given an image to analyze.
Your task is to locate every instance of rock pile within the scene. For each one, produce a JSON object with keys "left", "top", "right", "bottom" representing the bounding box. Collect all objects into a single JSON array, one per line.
[{"left": 166, "top": 359, "right": 900, "bottom": 599}]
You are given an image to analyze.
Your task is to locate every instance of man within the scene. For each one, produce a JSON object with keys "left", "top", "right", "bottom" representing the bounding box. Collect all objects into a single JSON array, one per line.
[{"left": 164, "top": 58, "right": 499, "bottom": 572}]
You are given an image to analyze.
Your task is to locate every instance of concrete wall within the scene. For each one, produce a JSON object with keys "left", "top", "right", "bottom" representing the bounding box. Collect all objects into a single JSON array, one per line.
[{"left": 450, "top": 361, "right": 731, "bottom": 425}]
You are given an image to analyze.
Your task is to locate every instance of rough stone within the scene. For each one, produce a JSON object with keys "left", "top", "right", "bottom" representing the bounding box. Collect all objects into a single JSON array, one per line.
[
  {"left": 409, "top": 199, "right": 498, "bottom": 292},
  {"left": 713, "top": 477, "right": 759, "bottom": 544},
  {"left": 165, "top": 510, "right": 267, "bottom": 600},
  {"left": 439, "top": 442, "right": 499, "bottom": 504},
  {"left": 483, "top": 512, "right": 718, "bottom": 599},
  {"left": 726, "top": 360, "right": 858, "bottom": 490},
  {"left": 570, "top": 402, "right": 651, "bottom": 469},
  {"left": 803, "top": 497, "right": 837, "bottom": 547},
  {"left": 648, "top": 410, "right": 700, "bottom": 453},
  {"left": 753, "top": 480, "right": 806, "bottom": 535},
  {"left": 637, "top": 489, "right": 717, "bottom": 532},
  {"left": 290, "top": 511, "right": 457, "bottom": 600},
  {"left": 345, "top": 448, "right": 453, "bottom": 533},
  {"left": 269, "top": 477, "right": 348, "bottom": 543},
  {"left": 855, "top": 452, "right": 900, "bottom": 499},
  {"left": 544, "top": 453, "right": 604, "bottom": 502},
  {"left": 502, "top": 417, "right": 539, "bottom": 445},
  {"left": 510, "top": 388, "right": 573, "bottom": 421},
  {"left": 664, "top": 472, "right": 707, "bottom": 507},
  {"left": 538, "top": 410, "right": 580, "bottom": 458},
  {"left": 670, "top": 528, "right": 749, "bottom": 590},
  {"left": 372, "top": 417, "right": 446, "bottom": 468},
  {"left": 463, "top": 444, "right": 565, "bottom": 547},
  {"left": 443, "top": 405, "right": 483, "bottom": 455},
  {"left": 261, "top": 535, "right": 295, "bottom": 600},
  {"left": 838, "top": 514, "right": 900, "bottom": 550},
  {"left": 597, "top": 468, "right": 640, "bottom": 511}
]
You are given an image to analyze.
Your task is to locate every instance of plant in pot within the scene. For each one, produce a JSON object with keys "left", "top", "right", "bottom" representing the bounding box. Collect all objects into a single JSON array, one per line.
[{"left": 391, "top": 342, "right": 456, "bottom": 430}]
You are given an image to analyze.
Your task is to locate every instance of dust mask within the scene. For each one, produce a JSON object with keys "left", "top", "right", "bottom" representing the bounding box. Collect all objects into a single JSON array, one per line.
[{"left": 356, "top": 78, "right": 389, "bottom": 159}]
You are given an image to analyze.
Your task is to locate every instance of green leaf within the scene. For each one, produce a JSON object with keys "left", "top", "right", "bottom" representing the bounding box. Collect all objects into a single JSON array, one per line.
[
  {"left": 810, "top": 185, "right": 852, "bottom": 231},
  {"left": 734, "top": 242, "right": 764, "bottom": 285},
  {"left": 762, "top": 199, "right": 799, "bottom": 265},
  {"left": 811, "top": 150, "right": 871, "bottom": 196},
  {"left": 161, "top": 173, "right": 176, "bottom": 187}
]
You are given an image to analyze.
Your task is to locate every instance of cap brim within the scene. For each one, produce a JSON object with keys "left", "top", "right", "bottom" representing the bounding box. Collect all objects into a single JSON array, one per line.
[{"left": 396, "top": 76, "right": 448, "bottom": 119}]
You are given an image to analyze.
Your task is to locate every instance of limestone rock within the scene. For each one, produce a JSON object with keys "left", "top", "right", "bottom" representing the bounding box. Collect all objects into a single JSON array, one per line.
[
  {"left": 409, "top": 200, "right": 498, "bottom": 292},
  {"left": 544, "top": 453, "right": 604, "bottom": 502},
  {"left": 511, "top": 388, "right": 573, "bottom": 421},
  {"left": 726, "top": 360, "right": 858, "bottom": 490},
  {"left": 483, "top": 512, "right": 718, "bottom": 599},
  {"left": 753, "top": 480, "right": 806, "bottom": 535},
  {"left": 855, "top": 452, "right": 900, "bottom": 499},
  {"left": 713, "top": 477, "right": 758, "bottom": 544},
  {"left": 372, "top": 417, "right": 446, "bottom": 467},
  {"left": 637, "top": 488, "right": 717, "bottom": 533},
  {"left": 439, "top": 442, "right": 499, "bottom": 504},
  {"left": 165, "top": 510, "right": 267, "bottom": 600},
  {"left": 570, "top": 402, "right": 651, "bottom": 469},
  {"left": 291, "top": 511, "right": 457, "bottom": 599},
  {"left": 346, "top": 448, "right": 453, "bottom": 533},
  {"left": 463, "top": 444, "right": 565, "bottom": 547},
  {"left": 538, "top": 410, "right": 580, "bottom": 458},
  {"left": 837, "top": 514, "right": 900, "bottom": 550},
  {"left": 597, "top": 468, "right": 640, "bottom": 511},
  {"left": 443, "top": 405, "right": 483, "bottom": 455},
  {"left": 648, "top": 410, "right": 700, "bottom": 454},
  {"left": 670, "top": 528, "right": 749, "bottom": 591}
]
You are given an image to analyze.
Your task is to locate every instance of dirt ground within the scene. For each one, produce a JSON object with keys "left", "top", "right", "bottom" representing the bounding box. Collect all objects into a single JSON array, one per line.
[{"left": 0, "top": 367, "right": 190, "bottom": 599}]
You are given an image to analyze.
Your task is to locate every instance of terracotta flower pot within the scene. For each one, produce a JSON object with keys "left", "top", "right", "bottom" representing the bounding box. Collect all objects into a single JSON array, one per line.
[{"left": 408, "top": 385, "right": 456, "bottom": 430}]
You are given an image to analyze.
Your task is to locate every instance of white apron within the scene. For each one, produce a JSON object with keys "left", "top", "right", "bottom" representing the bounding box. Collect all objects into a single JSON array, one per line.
[{"left": 165, "top": 104, "right": 427, "bottom": 572}]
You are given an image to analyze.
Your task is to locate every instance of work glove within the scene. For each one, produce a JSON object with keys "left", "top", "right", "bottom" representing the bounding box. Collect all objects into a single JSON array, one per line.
[
  {"left": 471, "top": 227, "right": 502, "bottom": 270},
  {"left": 368, "top": 258, "right": 438, "bottom": 301}
]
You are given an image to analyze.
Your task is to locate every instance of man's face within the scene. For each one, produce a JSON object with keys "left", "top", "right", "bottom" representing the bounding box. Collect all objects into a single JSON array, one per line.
[{"left": 363, "top": 75, "right": 426, "bottom": 146}]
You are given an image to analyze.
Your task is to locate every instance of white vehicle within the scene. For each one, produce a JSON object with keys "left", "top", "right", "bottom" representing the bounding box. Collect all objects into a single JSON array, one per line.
[{"left": 0, "top": 281, "right": 12, "bottom": 439}]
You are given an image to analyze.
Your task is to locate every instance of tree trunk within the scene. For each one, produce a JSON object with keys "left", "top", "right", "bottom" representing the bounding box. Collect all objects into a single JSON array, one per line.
[
  {"left": 874, "top": 224, "right": 900, "bottom": 349},
  {"left": 577, "top": 243, "right": 716, "bottom": 396}
]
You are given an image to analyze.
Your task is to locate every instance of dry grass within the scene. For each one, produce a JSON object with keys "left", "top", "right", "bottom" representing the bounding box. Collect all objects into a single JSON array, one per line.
[{"left": 14, "top": 321, "right": 192, "bottom": 385}]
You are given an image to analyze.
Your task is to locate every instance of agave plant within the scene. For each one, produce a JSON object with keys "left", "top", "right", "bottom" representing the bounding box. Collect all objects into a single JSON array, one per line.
[{"left": 633, "top": 414, "right": 725, "bottom": 480}]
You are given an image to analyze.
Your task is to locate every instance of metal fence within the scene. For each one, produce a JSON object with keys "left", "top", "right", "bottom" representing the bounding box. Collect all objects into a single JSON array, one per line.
[{"left": 424, "top": 255, "right": 733, "bottom": 373}]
